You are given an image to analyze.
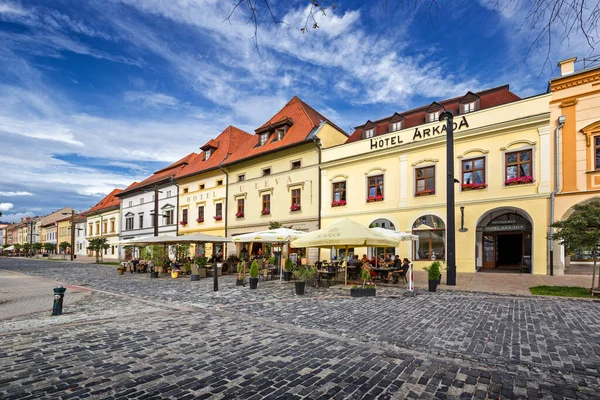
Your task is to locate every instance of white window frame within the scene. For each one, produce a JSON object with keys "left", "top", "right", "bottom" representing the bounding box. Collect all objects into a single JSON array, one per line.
[
  {"left": 364, "top": 128, "right": 375, "bottom": 139},
  {"left": 427, "top": 111, "right": 439, "bottom": 123}
]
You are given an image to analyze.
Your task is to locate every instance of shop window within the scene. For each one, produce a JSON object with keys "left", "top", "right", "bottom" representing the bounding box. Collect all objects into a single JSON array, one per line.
[
  {"left": 415, "top": 166, "right": 435, "bottom": 195},
  {"left": 412, "top": 215, "right": 445, "bottom": 261},
  {"left": 461, "top": 157, "right": 487, "bottom": 190},
  {"left": 367, "top": 175, "right": 384, "bottom": 202},
  {"left": 332, "top": 181, "right": 347, "bottom": 206},
  {"left": 505, "top": 149, "right": 533, "bottom": 184}
]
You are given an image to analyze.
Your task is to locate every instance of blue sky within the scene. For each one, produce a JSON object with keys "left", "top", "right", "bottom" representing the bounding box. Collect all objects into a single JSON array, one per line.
[{"left": 0, "top": 0, "right": 594, "bottom": 222}]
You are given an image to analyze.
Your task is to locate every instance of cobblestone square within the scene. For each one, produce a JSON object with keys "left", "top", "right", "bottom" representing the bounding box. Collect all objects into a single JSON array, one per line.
[{"left": 1, "top": 258, "right": 599, "bottom": 399}]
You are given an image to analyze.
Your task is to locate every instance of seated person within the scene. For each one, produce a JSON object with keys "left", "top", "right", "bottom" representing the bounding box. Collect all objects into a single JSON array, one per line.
[
  {"left": 391, "top": 258, "right": 410, "bottom": 284},
  {"left": 348, "top": 255, "right": 361, "bottom": 267},
  {"left": 360, "top": 254, "right": 369, "bottom": 264},
  {"left": 384, "top": 255, "right": 401, "bottom": 282}
]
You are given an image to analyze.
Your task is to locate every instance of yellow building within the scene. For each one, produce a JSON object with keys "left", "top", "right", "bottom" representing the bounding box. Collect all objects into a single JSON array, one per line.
[
  {"left": 549, "top": 57, "right": 600, "bottom": 274},
  {"left": 223, "top": 96, "right": 348, "bottom": 262},
  {"left": 176, "top": 126, "right": 252, "bottom": 258},
  {"left": 56, "top": 217, "right": 72, "bottom": 254},
  {"left": 320, "top": 86, "right": 553, "bottom": 274},
  {"left": 85, "top": 189, "right": 122, "bottom": 259}
]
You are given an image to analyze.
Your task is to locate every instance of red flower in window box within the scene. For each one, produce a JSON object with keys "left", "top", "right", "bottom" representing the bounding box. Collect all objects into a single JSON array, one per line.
[
  {"left": 290, "top": 204, "right": 301, "bottom": 211},
  {"left": 196, "top": 217, "right": 204, "bottom": 223},
  {"left": 235, "top": 212, "right": 244, "bottom": 218},
  {"left": 331, "top": 200, "right": 347, "bottom": 207},
  {"left": 461, "top": 183, "right": 488, "bottom": 191},
  {"left": 261, "top": 209, "right": 270, "bottom": 215},
  {"left": 366, "top": 195, "right": 384, "bottom": 203},
  {"left": 179, "top": 221, "right": 188, "bottom": 226},
  {"left": 504, "top": 176, "right": 534, "bottom": 186},
  {"left": 213, "top": 215, "right": 223, "bottom": 221},
  {"left": 415, "top": 189, "right": 434, "bottom": 197}
]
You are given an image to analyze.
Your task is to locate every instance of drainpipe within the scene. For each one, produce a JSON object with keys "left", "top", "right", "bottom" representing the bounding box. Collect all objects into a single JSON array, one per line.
[
  {"left": 549, "top": 115, "right": 566, "bottom": 276},
  {"left": 314, "top": 137, "right": 322, "bottom": 262},
  {"left": 219, "top": 163, "right": 229, "bottom": 258}
]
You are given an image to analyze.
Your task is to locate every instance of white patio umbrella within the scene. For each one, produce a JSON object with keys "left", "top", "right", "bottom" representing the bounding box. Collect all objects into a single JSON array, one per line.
[
  {"left": 4, "top": 245, "right": 15, "bottom": 251},
  {"left": 291, "top": 218, "right": 398, "bottom": 285},
  {"left": 232, "top": 228, "right": 307, "bottom": 280},
  {"left": 370, "top": 227, "right": 418, "bottom": 242}
]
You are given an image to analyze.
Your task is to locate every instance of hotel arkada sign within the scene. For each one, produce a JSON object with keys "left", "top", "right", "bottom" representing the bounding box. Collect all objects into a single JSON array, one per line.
[{"left": 369, "top": 116, "right": 470, "bottom": 150}]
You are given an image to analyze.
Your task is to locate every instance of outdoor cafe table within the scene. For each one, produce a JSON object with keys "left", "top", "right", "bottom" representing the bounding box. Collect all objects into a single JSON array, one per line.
[{"left": 372, "top": 267, "right": 393, "bottom": 280}]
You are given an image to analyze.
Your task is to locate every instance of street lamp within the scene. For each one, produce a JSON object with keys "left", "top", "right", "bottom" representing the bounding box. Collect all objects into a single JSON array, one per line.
[{"left": 439, "top": 110, "right": 456, "bottom": 286}]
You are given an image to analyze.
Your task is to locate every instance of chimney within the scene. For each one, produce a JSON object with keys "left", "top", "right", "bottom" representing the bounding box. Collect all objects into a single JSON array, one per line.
[
  {"left": 558, "top": 57, "right": 577, "bottom": 76},
  {"left": 26, "top": 217, "right": 31, "bottom": 221},
  {"left": 20, "top": 218, "right": 24, "bottom": 222}
]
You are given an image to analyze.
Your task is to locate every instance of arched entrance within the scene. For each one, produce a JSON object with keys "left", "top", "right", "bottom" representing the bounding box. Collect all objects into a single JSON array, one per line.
[
  {"left": 477, "top": 208, "right": 532, "bottom": 272},
  {"left": 369, "top": 218, "right": 396, "bottom": 258}
]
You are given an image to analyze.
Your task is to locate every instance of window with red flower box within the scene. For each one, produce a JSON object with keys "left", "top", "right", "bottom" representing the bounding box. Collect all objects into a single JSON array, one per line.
[
  {"left": 461, "top": 157, "right": 486, "bottom": 190},
  {"left": 367, "top": 175, "right": 384, "bottom": 202},
  {"left": 415, "top": 166, "right": 435, "bottom": 196},
  {"left": 262, "top": 194, "right": 270, "bottom": 215}
]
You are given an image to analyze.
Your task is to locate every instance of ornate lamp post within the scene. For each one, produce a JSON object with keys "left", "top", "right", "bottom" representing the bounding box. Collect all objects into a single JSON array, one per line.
[{"left": 440, "top": 110, "right": 456, "bottom": 286}]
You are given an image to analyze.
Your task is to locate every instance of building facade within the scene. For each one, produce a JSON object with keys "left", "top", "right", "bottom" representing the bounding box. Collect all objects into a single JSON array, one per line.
[
  {"left": 74, "top": 214, "right": 88, "bottom": 256},
  {"left": 223, "top": 96, "right": 348, "bottom": 262},
  {"left": 56, "top": 217, "right": 72, "bottom": 254},
  {"left": 176, "top": 126, "right": 252, "bottom": 258},
  {"left": 85, "top": 189, "right": 122, "bottom": 260},
  {"left": 549, "top": 57, "right": 600, "bottom": 274},
  {"left": 320, "top": 86, "right": 552, "bottom": 274}
]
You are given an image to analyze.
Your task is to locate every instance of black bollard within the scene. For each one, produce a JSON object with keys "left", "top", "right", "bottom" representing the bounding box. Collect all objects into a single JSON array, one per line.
[
  {"left": 52, "top": 286, "right": 67, "bottom": 316},
  {"left": 213, "top": 260, "right": 218, "bottom": 292}
]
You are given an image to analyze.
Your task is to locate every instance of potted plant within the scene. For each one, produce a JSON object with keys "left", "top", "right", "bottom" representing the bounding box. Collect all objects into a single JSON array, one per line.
[
  {"left": 505, "top": 175, "right": 534, "bottom": 185},
  {"left": 415, "top": 189, "right": 434, "bottom": 196},
  {"left": 292, "top": 265, "right": 316, "bottom": 295},
  {"left": 366, "top": 195, "right": 384, "bottom": 203},
  {"left": 261, "top": 209, "right": 270, "bottom": 215},
  {"left": 179, "top": 221, "right": 187, "bottom": 226},
  {"left": 214, "top": 215, "right": 223, "bottom": 221},
  {"left": 350, "top": 266, "right": 376, "bottom": 297},
  {"left": 196, "top": 217, "right": 204, "bottom": 223},
  {"left": 423, "top": 261, "right": 442, "bottom": 292},
  {"left": 290, "top": 204, "right": 301, "bottom": 211},
  {"left": 236, "top": 212, "right": 244, "bottom": 218},
  {"left": 267, "top": 256, "right": 276, "bottom": 266},
  {"left": 190, "top": 258, "right": 200, "bottom": 281},
  {"left": 117, "top": 264, "right": 126, "bottom": 275},
  {"left": 249, "top": 260, "right": 259, "bottom": 289},
  {"left": 283, "top": 258, "right": 294, "bottom": 281},
  {"left": 331, "top": 200, "right": 347, "bottom": 207},
  {"left": 236, "top": 262, "right": 245, "bottom": 286}
]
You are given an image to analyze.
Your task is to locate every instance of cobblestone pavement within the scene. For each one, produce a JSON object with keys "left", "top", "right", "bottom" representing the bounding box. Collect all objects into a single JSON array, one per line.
[{"left": 1, "top": 258, "right": 600, "bottom": 399}]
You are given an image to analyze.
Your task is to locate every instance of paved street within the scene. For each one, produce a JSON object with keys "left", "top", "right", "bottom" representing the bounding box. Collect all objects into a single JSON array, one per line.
[{"left": 1, "top": 258, "right": 599, "bottom": 399}]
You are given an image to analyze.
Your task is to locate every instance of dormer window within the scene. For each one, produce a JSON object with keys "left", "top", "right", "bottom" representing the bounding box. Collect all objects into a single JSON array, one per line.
[
  {"left": 204, "top": 148, "right": 212, "bottom": 160},
  {"left": 364, "top": 128, "right": 375, "bottom": 139},
  {"left": 390, "top": 121, "right": 403, "bottom": 132},
  {"left": 427, "top": 111, "right": 439, "bottom": 122},
  {"left": 462, "top": 102, "right": 477, "bottom": 114},
  {"left": 459, "top": 92, "right": 480, "bottom": 115},
  {"left": 275, "top": 128, "right": 285, "bottom": 141},
  {"left": 259, "top": 133, "right": 269, "bottom": 146}
]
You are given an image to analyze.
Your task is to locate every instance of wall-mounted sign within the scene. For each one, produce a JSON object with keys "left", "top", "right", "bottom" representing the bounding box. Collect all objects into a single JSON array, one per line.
[
  {"left": 238, "top": 176, "right": 293, "bottom": 192},
  {"left": 483, "top": 224, "right": 527, "bottom": 232},
  {"left": 369, "top": 116, "right": 470, "bottom": 151},
  {"left": 185, "top": 191, "right": 217, "bottom": 203}
]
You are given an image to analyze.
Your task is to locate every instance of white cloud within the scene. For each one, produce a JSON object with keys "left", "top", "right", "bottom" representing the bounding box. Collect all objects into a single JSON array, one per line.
[
  {"left": 0, "top": 191, "right": 33, "bottom": 196},
  {"left": 124, "top": 91, "right": 180, "bottom": 108},
  {"left": 0, "top": 1, "right": 27, "bottom": 16},
  {"left": 0, "top": 203, "right": 14, "bottom": 211},
  {"left": 2, "top": 211, "right": 34, "bottom": 223}
]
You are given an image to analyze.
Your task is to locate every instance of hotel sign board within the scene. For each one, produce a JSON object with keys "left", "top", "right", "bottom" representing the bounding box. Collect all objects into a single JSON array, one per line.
[
  {"left": 483, "top": 225, "right": 526, "bottom": 232},
  {"left": 369, "top": 116, "right": 470, "bottom": 151}
]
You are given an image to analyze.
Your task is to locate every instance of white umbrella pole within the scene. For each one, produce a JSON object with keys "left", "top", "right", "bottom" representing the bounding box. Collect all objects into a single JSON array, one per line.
[
  {"left": 344, "top": 245, "right": 348, "bottom": 286},
  {"left": 280, "top": 242, "right": 283, "bottom": 282}
]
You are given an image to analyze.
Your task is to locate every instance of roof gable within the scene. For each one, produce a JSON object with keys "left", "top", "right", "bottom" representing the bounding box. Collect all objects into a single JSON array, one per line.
[{"left": 86, "top": 189, "right": 123, "bottom": 214}]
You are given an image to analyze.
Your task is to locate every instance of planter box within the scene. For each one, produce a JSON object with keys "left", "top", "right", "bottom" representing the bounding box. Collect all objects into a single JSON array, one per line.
[
  {"left": 150, "top": 272, "right": 159, "bottom": 279},
  {"left": 190, "top": 274, "right": 200, "bottom": 281},
  {"left": 283, "top": 271, "right": 292, "bottom": 281},
  {"left": 350, "top": 288, "right": 376, "bottom": 297},
  {"left": 249, "top": 277, "right": 259, "bottom": 289},
  {"left": 428, "top": 280, "right": 438, "bottom": 292},
  {"left": 295, "top": 282, "right": 306, "bottom": 295},
  {"left": 236, "top": 278, "right": 244, "bottom": 286}
]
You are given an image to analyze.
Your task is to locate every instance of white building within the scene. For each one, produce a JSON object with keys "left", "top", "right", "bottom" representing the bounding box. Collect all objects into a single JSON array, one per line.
[
  {"left": 85, "top": 189, "right": 122, "bottom": 260},
  {"left": 74, "top": 214, "right": 88, "bottom": 257},
  {"left": 117, "top": 157, "right": 190, "bottom": 259}
]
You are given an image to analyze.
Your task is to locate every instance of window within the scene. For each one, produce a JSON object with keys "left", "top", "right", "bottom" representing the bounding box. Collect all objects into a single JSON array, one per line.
[
  {"left": 237, "top": 198, "right": 245, "bottom": 216},
  {"left": 262, "top": 194, "right": 271, "bottom": 212},
  {"left": 275, "top": 129, "right": 285, "bottom": 141},
  {"left": 595, "top": 136, "right": 600, "bottom": 170},
  {"left": 461, "top": 157, "right": 486, "bottom": 187},
  {"left": 415, "top": 166, "right": 435, "bottom": 194},
  {"left": 390, "top": 121, "right": 403, "bottom": 132},
  {"left": 166, "top": 190, "right": 172, "bottom": 197},
  {"left": 427, "top": 111, "right": 439, "bottom": 122},
  {"left": 291, "top": 189, "right": 301, "bottom": 208},
  {"left": 126, "top": 217, "right": 134, "bottom": 230},
  {"left": 140, "top": 198, "right": 144, "bottom": 204},
  {"left": 505, "top": 149, "right": 532, "bottom": 181},
  {"left": 110, "top": 220, "right": 115, "bottom": 233},
  {"left": 412, "top": 215, "right": 445, "bottom": 261},
  {"left": 150, "top": 212, "right": 155, "bottom": 227},
  {"left": 204, "top": 148, "right": 212, "bottom": 160},
  {"left": 199, "top": 184, "right": 205, "bottom": 190},
  {"left": 332, "top": 182, "right": 346, "bottom": 203},
  {"left": 198, "top": 206, "right": 204, "bottom": 221},
  {"left": 238, "top": 174, "right": 245, "bottom": 182},
  {"left": 111, "top": 246, "right": 115, "bottom": 255},
  {"left": 164, "top": 210, "right": 174, "bottom": 225},
  {"left": 182, "top": 209, "right": 188, "bottom": 224},
  {"left": 216, "top": 180, "right": 223, "bottom": 186},
  {"left": 462, "top": 102, "right": 476, "bottom": 113},
  {"left": 263, "top": 168, "right": 271, "bottom": 176},
  {"left": 215, "top": 203, "right": 223, "bottom": 218},
  {"left": 363, "top": 128, "right": 375, "bottom": 138},
  {"left": 291, "top": 160, "right": 301, "bottom": 170},
  {"left": 259, "top": 133, "right": 268, "bottom": 146},
  {"left": 88, "top": 223, "right": 92, "bottom": 235},
  {"left": 103, "top": 221, "right": 108, "bottom": 234},
  {"left": 139, "top": 214, "right": 144, "bottom": 229},
  {"left": 183, "top": 188, "right": 188, "bottom": 194},
  {"left": 128, "top": 201, "right": 132, "bottom": 207},
  {"left": 367, "top": 175, "right": 384, "bottom": 198},
  {"left": 95, "top": 222, "right": 99, "bottom": 235}
]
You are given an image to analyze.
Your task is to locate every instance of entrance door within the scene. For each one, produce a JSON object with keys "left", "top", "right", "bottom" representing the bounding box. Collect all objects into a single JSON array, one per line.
[
  {"left": 496, "top": 234, "right": 523, "bottom": 268},
  {"left": 482, "top": 235, "right": 496, "bottom": 269}
]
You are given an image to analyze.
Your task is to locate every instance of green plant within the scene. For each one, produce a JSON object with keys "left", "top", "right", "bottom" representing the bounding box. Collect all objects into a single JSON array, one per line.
[
  {"left": 360, "top": 266, "right": 372, "bottom": 289},
  {"left": 184, "top": 261, "right": 192, "bottom": 274},
  {"left": 227, "top": 254, "right": 239, "bottom": 263},
  {"left": 293, "top": 265, "right": 317, "bottom": 282},
  {"left": 175, "top": 243, "right": 190, "bottom": 262},
  {"left": 284, "top": 258, "right": 295, "bottom": 272},
  {"left": 42, "top": 243, "right": 55, "bottom": 253},
  {"left": 249, "top": 259, "right": 259, "bottom": 279},
  {"left": 196, "top": 256, "right": 207, "bottom": 266},
  {"left": 423, "top": 261, "right": 442, "bottom": 281},
  {"left": 88, "top": 238, "right": 110, "bottom": 263},
  {"left": 236, "top": 262, "right": 245, "bottom": 279},
  {"left": 268, "top": 256, "right": 276, "bottom": 265}
]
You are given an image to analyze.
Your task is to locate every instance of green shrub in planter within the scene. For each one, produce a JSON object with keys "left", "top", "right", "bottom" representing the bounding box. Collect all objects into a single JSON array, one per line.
[
  {"left": 423, "top": 261, "right": 442, "bottom": 292},
  {"left": 249, "top": 259, "right": 259, "bottom": 289},
  {"left": 292, "top": 265, "right": 316, "bottom": 295}
]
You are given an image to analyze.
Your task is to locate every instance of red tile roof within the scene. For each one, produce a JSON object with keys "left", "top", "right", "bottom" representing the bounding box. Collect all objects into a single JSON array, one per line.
[
  {"left": 176, "top": 125, "right": 252, "bottom": 180},
  {"left": 346, "top": 85, "right": 521, "bottom": 143},
  {"left": 86, "top": 189, "right": 123, "bottom": 214},
  {"left": 118, "top": 155, "right": 194, "bottom": 196},
  {"left": 224, "top": 96, "right": 346, "bottom": 165}
]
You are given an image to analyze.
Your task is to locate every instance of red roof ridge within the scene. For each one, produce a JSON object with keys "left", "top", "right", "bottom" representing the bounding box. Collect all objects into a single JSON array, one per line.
[{"left": 86, "top": 188, "right": 123, "bottom": 213}]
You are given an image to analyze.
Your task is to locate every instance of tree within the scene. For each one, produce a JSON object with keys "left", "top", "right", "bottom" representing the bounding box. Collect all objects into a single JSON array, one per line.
[
  {"left": 551, "top": 200, "right": 600, "bottom": 293},
  {"left": 23, "top": 243, "right": 31, "bottom": 257},
  {"left": 88, "top": 238, "right": 110, "bottom": 263},
  {"left": 32, "top": 242, "right": 43, "bottom": 256},
  {"left": 14, "top": 243, "right": 22, "bottom": 254},
  {"left": 43, "top": 243, "right": 55, "bottom": 254},
  {"left": 268, "top": 221, "right": 282, "bottom": 229},
  {"left": 59, "top": 241, "right": 71, "bottom": 259},
  {"left": 227, "top": 0, "right": 600, "bottom": 60}
]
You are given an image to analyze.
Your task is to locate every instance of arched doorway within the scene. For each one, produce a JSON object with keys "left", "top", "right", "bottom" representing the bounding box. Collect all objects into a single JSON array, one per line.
[
  {"left": 412, "top": 215, "right": 445, "bottom": 261},
  {"left": 477, "top": 209, "right": 532, "bottom": 272},
  {"left": 369, "top": 218, "right": 396, "bottom": 258}
]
